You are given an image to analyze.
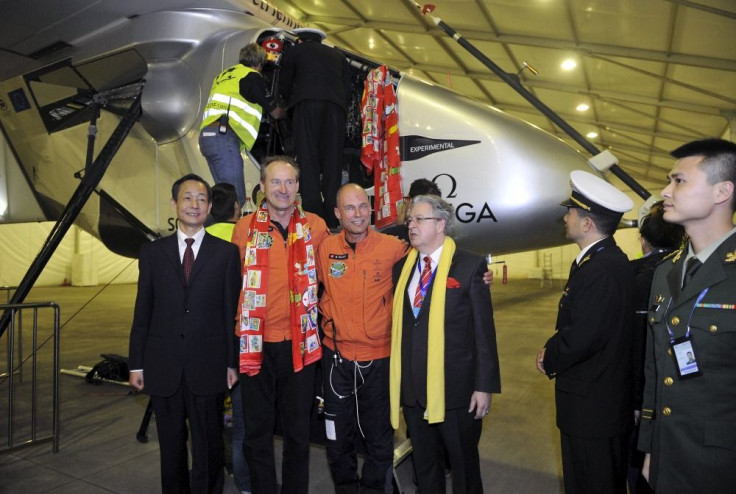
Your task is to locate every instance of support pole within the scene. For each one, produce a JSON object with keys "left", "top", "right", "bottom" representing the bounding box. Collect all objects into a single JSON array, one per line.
[
  {"left": 402, "top": 0, "right": 651, "bottom": 200},
  {"left": 0, "top": 90, "right": 143, "bottom": 337}
]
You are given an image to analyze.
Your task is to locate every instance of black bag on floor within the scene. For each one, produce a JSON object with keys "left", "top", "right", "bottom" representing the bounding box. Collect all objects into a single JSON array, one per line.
[{"left": 85, "top": 353, "right": 130, "bottom": 384}]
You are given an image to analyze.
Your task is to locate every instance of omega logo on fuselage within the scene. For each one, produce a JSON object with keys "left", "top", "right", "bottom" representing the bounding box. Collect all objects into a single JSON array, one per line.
[{"left": 431, "top": 173, "right": 498, "bottom": 224}]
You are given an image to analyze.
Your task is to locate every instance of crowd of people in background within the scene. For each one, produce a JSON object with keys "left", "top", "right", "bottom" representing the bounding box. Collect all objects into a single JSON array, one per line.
[{"left": 131, "top": 29, "right": 736, "bottom": 494}]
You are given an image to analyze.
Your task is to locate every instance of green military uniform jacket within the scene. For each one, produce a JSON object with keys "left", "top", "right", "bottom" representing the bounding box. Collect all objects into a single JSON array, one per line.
[{"left": 639, "top": 231, "right": 736, "bottom": 492}]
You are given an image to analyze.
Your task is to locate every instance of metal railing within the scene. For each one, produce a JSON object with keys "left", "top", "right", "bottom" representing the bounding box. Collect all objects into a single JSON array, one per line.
[{"left": 0, "top": 300, "right": 60, "bottom": 453}]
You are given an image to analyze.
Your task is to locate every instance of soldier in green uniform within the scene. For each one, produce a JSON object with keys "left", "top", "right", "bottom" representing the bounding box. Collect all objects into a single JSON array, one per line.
[{"left": 639, "top": 138, "right": 736, "bottom": 492}]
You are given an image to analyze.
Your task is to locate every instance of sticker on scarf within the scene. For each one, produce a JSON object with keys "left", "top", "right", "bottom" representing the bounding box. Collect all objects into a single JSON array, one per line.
[
  {"left": 302, "top": 286, "right": 318, "bottom": 307},
  {"left": 248, "top": 335, "right": 262, "bottom": 353},
  {"left": 240, "top": 336, "right": 248, "bottom": 352},
  {"left": 300, "top": 314, "right": 309, "bottom": 333},
  {"left": 249, "top": 318, "right": 260, "bottom": 331},
  {"left": 255, "top": 294, "right": 266, "bottom": 307},
  {"left": 245, "top": 247, "right": 257, "bottom": 266},
  {"left": 306, "top": 334, "right": 320, "bottom": 353},
  {"left": 256, "top": 210, "right": 268, "bottom": 222},
  {"left": 243, "top": 290, "right": 257, "bottom": 310},
  {"left": 240, "top": 315, "right": 250, "bottom": 332},
  {"left": 303, "top": 224, "right": 312, "bottom": 242},
  {"left": 670, "top": 334, "right": 702, "bottom": 379},
  {"left": 382, "top": 204, "right": 390, "bottom": 217},
  {"left": 330, "top": 261, "right": 346, "bottom": 278},
  {"left": 247, "top": 270, "right": 262, "bottom": 288},
  {"left": 307, "top": 268, "right": 317, "bottom": 284},
  {"left": 256, "top": 232, "right": 273, "bottom": 249},
  {"left": 307, "top": 308, "right": 318, "bottom": 328},
  {"left": 296, "top": 223, "right": 303, "bottom": 239},
  {"left": 306, "top": 245, "right": 315, "bottom": 266}
]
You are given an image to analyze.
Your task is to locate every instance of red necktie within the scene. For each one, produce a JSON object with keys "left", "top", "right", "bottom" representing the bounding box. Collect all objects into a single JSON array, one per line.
[
  {"left": 183, "top": 238, "right": 195, "bottom": 283},
  {"left": 413, "top": 256, "right": 433, "bottom": 310}
]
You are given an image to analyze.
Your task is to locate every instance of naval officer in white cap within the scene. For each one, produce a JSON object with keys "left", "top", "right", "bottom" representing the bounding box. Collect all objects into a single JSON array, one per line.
[{"left": 536, "top": 170, "right": 635, "bottom": 494}]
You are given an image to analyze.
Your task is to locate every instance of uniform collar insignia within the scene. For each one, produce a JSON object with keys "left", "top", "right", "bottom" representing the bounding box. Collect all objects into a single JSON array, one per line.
[
  {"left": 725, "top": 249, "right": 736, "bottom": 263},
  {"left": 578, "top": 254, "right": 591, "bottom": 267},
  {"left": 671, "top": 249, "right": 683, "bottom": 264}
]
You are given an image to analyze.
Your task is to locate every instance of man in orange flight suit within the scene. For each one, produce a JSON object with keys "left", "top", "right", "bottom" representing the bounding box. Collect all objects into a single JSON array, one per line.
[{"left": 316, "top": 183, "right": 407, "bottom": 494}]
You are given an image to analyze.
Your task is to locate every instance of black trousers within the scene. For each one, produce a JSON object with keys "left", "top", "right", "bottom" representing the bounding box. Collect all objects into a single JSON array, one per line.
[
  {"left": 560, "top": 431, "right": 628, "bottom": 494},
  {"left": 150, "top": 379, "right": 225, "bottom": 494},
  {"left": 322, "top": 347, "right": 393, "bottom": 494},
  {"left": 291, "top": 99, "right": 345, "bottom": 228},
  {"left": 240, "top": 341, "right": 316, "bottom": 494},
  {"left": 403, "top": 403, "right": 483, "bottom": 494}
]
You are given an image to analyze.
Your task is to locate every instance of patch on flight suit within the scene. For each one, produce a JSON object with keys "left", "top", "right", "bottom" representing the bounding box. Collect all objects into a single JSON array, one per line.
[
  {"left": 330, "top": 261, "right": 347, "bottom": 278},
  {"left": 329, "top": 253, "right": 349, "bottom": 260}
]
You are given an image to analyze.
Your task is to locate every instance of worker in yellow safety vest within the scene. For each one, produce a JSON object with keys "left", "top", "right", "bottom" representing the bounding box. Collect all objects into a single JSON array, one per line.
[{"left": 200, "top": 43, "right": 282, "bottom": 207}]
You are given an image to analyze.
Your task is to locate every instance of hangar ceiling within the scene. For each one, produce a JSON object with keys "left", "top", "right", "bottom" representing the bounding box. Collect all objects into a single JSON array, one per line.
[{"left": 273, "top": 0, "right": 736, "bottom": 189}]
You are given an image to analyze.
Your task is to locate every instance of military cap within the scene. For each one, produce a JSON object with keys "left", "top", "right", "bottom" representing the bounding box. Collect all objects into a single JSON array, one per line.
[
  {"left": 294, "top": 27, "right": 326, "bottom": 41},
  {"left": 560, "top": 170, "right": 633, "bottom": 217}
]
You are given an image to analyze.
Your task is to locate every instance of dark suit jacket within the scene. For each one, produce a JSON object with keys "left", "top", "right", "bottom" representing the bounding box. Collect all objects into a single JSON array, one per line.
[
  {"left": 128, "top": 232, "right": 241, "bottom": 397},
  {"left": 630, "top": 249, "right": 673, "bottom": 409},
  {"left": 543, "top": 235, "right": 634, "bottom": 438},
  {"left": 278, "top": 40, "right": 351, "bottom": 111},
  {"left": 393, "top": 248, "right": 501, "bottom": 409},
  {"left": 639, "top": 232, "right": 736, "bottom": 492}
]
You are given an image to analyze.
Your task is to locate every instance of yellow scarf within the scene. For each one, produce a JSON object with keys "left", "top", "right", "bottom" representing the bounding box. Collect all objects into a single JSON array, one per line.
[{"left": 390, "top": 236, "right": 455, "bottom": 427}]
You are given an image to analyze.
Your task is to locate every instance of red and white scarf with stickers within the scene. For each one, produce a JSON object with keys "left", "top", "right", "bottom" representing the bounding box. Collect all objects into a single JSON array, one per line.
[{"left": 238, "top": 201, "right": 322, "bottom": 376}]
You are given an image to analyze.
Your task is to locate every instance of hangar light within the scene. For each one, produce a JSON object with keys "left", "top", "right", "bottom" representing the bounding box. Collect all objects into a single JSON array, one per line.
[
  {"left": 576, "top": 103, "right": 589, "bottom": 112},
  {"left": 586, "top": 131, "right": 598, "bottom": 139},
  {"left": 561, "top": 59, "right": 577, "bottom": 71}
]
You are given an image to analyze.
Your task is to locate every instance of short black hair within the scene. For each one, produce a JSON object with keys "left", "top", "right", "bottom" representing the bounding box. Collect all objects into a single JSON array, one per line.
[
  {"left": 639, "top": 201, "right": 686, "bottom": 250},
  {"left": 210, "top": 183, "right": 239, "bottom": 222},
  {"left": 171, "top": 174, "right": 211, "bottom": 202},
  {"left": 576, "top": 208, "right": 620, "bottom": 236},
  {"left": 671, "top": 138, "right": 736, "bottom": 210},
  {"left": 408, "top": 179, "right": 441, "bottom": 199}
]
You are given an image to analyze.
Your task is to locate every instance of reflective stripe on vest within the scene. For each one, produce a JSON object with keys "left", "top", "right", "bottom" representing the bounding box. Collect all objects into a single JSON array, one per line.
[{"left": 200, "top": 65, "right": 263, "bottom": 151}]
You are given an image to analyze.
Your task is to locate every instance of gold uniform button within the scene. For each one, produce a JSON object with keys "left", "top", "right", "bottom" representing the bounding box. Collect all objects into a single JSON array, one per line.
[
  {"left": 649, "top": 317, "right": 655, "bottom": 324},
  {"left": 662, "top": 407, "right": 672, "bottom": 416},
  {"left": 671, "top": 316, "right": 680, "bottom": 326},
  {"left": 667, "top": 348, "right": 673, "bottom": 356},
  {"left": 664, "top": 377, "right": 674, "bottom": 386},
  {"left": 710, "top": 325, "right": 718, "bottom": 333}
]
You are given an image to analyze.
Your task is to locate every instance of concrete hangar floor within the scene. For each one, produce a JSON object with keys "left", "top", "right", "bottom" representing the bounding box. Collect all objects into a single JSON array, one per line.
[{"left": 0, "top": 278, "right": 565, "bottom": 493}]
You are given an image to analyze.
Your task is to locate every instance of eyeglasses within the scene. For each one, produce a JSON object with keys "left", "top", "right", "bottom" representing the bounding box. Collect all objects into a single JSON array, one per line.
[{"left": 405, "top": 217, "right": 441, "bottom": 226}]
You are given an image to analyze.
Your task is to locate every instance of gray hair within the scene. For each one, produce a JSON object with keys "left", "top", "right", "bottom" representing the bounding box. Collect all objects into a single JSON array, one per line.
[
  {"left": 239, "top": 43, "right": 266, "bottom": 68},
  {"left": 410, "top": 194, "right": 455, "bottom": 235}
]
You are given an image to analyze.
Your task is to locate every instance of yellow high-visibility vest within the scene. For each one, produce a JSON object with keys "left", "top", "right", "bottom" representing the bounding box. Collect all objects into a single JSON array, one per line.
[{"left": 201, "top": 65, "right": 263, "bottom": 151}]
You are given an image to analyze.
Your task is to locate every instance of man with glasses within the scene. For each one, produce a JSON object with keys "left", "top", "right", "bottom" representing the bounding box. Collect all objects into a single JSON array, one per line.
[
  {"left": 391, "top": 194, "right": 501, "bottom": 493},
  {"left": 316, "top": 183, "right": 407, "bottom": 493}
]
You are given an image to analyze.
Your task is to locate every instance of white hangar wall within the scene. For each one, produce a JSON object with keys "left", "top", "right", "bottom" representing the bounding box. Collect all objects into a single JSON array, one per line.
[{"left": 0, "top": 222, "right": 139, "bottom": 287}]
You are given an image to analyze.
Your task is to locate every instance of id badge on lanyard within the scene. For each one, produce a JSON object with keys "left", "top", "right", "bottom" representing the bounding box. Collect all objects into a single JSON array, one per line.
[{"left": 667, "top": 288, "right": 708, "bottom": 380}]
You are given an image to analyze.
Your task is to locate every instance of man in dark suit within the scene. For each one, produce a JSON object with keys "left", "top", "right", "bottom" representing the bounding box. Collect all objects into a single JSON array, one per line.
[
  {"left": 536, "top": 170, "right": 635, "bottom": 494},
  {"left": 639, "top": 138, "right": 736, "bottom": 493},
  {"left": 278, "top": 27, "right": 351, "bottom": 228},
  {"left": 390, "top": 194, "right": 501, "bottom": 494},
  {"left": 129, "top": 174, "right": 241, "bottom": 493}
]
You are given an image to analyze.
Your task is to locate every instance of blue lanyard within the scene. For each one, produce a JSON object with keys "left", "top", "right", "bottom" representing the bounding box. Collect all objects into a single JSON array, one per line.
[{"left": 665, "top": 288, "right": 709, "bottom": 342}]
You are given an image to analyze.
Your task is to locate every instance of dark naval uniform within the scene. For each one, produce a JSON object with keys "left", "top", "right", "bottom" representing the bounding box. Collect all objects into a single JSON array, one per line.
[
  {"left": 638, "top": 231, "right": 736, "bottom": 492},
  {"left": 543, "top": 235, "right": 634, "bottom": 493}
]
